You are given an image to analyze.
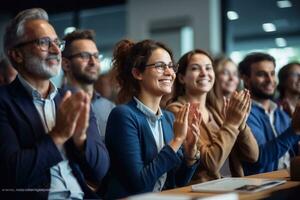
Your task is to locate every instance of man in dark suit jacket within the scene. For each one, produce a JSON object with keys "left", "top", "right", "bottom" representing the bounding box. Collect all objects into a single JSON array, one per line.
[{"left": 0, "top": 8, "right": 109, "bottom": 199}]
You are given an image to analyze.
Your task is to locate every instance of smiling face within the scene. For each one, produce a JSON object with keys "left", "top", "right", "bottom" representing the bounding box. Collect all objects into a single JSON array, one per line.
[
  {"left": 180, "top": 53, "right": 215, "bottom": 95},
  {"left": 16, "top": 19, "right": 61, "bottom": 79},
  {"left": 64, "top": 39, "right": 100, "bottom": 84},
  {"left": 216, "top": 60, "right": 239, "bottom": 97},
  {"left": 133, "top": 48, "right": 175, "bottom": 98},
  {"left": 245, "top": 60, "right": 276, "bottom": 99}
]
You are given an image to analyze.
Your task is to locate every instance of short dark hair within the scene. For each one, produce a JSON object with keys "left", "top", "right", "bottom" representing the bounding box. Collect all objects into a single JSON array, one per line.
[
  {"left": 62, "top": 29, "right": 96, "bottom": 57},
  {"left": 238, "top": 52, "right": 276, "bottom": 77}
]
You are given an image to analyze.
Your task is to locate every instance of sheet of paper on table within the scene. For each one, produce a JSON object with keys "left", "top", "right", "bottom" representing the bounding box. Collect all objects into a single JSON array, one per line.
[
  {"left": 127, "top": 192, "right": 238, "bottom": 200},
  {"left": 191, "top": 178, "right": 286, "bottom": 193}
]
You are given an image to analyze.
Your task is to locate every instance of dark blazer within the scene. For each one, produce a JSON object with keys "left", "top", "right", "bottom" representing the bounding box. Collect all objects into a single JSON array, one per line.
[
  {"left": 0, "top": 78, "right": 110, "bottom": 199},
  {"left": 105, "top": 99, "right": 198, "bottom": 199}
]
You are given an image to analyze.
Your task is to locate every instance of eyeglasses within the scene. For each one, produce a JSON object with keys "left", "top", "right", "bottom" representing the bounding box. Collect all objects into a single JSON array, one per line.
[
  {"left": 15, "top": 37, "right": 65, "bottom": 51},
  {"left": 67, "top": 52, "right": 100, "bottom": 62},
  {"left": 145, "top": 62, "right": 178, "bottom": 73}
]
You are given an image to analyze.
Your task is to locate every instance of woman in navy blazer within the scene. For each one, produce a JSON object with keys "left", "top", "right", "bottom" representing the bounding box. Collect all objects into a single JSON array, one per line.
[{"left": 105, "top": 39, "right": 201, "bottom": 199}]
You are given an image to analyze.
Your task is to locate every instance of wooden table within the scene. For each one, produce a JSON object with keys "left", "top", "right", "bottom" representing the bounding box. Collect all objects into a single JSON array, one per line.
[{"left": 161, "top": 170, "right": 300, "bottom": 200}]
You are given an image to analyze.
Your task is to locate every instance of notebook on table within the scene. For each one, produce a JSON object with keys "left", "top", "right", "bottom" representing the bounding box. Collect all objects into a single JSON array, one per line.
[
  {"left": 127, "top": 192, "right": 238, "bottom": 200},
  {"left": 191, "top": 177, "right": 286, "bottom": 193}
]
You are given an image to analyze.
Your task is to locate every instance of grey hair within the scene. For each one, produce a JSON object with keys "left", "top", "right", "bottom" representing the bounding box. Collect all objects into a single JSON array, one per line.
[{"left": 3, "top": 8, "right": 49, "bottom": 57}]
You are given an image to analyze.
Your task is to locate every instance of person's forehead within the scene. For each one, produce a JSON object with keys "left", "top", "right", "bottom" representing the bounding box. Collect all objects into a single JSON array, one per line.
[
  {"left": 289, "top": 64, "right": 300, "bottom": 73},
  {"left": 221, "top": 61, "right": 237, "bottom": 71},
  {"left": 189, "top": 53, "right": 212, "bottom": 64},
  {"left": 251, "top": 60, "right": 275, "bottom": 72},
  {"left": 147, "top": 48, "right": 171, "bottom": 62},
  {"left": 23, "top": 19, "right": 57, "bottom": 39},
  {"left": 70, "top": 39, "right": 98, "bottom": 51}
]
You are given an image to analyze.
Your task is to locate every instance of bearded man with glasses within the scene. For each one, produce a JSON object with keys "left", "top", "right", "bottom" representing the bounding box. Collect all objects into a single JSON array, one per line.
[
  {"left": 0, "top": 8, "right": 109, "bottom": 200},
  {"left": 61, "top": 29, "right": 115, "bottom": 142}
]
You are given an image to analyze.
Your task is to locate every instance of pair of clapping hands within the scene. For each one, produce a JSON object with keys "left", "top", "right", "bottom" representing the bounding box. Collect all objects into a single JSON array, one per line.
[
  {"left": 222, "top": 90, "right": 300, "bottom": 134},
  {"left": 50, "top": 90, "right": 90, "bottom": 151},
  {"left": 169, "top": 89, "right": 252, "bottom": 165},
  {"left": 222, "top": 89, "right": 251, "bottom": 130},
  {"left": 170, "top": 103, "right": 201, "bottom": 166}
]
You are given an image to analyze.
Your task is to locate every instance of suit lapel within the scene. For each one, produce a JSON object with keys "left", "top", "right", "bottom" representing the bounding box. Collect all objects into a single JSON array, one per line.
[
  {"left": 54, "top": 89, "right": 63, "bottom": 112},
  {"left": 129, "top": 100, "right": 158, "bottom": 155},
  {"left": 10, "top": 78, "right": 46, "bottom": 139}
]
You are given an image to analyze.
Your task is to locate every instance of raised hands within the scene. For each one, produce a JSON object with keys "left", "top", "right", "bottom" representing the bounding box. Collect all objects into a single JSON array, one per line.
[
  {"left": 184, "top": 103, "right": 201, "bottom": 165},
  {"left": 50, "top": 90, "right": 90, "bottom": 150},
  {"left": 171, "top": 103, "right": 190, "bottom": 152},
  {"left": 223, "top": 90, "right": 251, "bottom": 129},
  {"left": 72, "top": 92, "right": 91, "bottom": 150},
  {"left": 169, "top": 103, "right": 201, "bottom": 165}
]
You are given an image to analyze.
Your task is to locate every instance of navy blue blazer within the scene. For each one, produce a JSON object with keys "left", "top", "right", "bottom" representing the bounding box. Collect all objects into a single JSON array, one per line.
[
  {"left": 105, "top": 100, "right": 198, "bottom": 199},
  {"left": 0, "top": 78, "right": 110, "bottom": 199}
]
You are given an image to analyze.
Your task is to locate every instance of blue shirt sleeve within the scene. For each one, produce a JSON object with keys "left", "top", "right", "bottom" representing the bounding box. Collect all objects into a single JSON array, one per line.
[{"left": 244, "top": 106, "right": 300, "bottom": 174}]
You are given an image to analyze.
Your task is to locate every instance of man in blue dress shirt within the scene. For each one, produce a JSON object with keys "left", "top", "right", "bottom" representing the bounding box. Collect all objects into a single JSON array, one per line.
[{"left": 238, "top": 52, "right": 300, "bottom": 175}]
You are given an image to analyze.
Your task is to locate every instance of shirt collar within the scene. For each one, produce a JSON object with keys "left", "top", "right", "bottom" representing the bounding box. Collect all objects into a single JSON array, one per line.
[
  {"left": 92, "top": 91, "right": 101, "bottom": 101},
  {"left": 134, "top": 96, "right": 163, "bottom": 122},
  {"left": 18, "top": 74, "right": 58, "bottom": 100},
  {"left": 252, "top": 99, "right": 277, "bottom": 114}
]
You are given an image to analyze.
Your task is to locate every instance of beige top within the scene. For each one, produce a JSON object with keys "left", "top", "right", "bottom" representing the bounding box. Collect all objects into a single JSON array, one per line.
[{"left": 166, "top": 96, "right": 259, "bottom": 183}]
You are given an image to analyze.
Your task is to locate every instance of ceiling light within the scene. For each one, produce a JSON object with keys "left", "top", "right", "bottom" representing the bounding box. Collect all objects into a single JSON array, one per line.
[
  {"left": 277, "top": 0, "right": 292, "bottom": 8},
  {"left": 262, "top": 23, "right": 276, "bottom": 32},
  {"left": 227, "top": 11, "right": 239, "bottom": 20},
  {"left": 100, "top": 56, "right": 112, "bottom": 74},
  {"left": 275, "top": 38, "right": 287, "bottom": 47},
  {"left": 64, "top": 27, "right": 76, "bottom": 35}
]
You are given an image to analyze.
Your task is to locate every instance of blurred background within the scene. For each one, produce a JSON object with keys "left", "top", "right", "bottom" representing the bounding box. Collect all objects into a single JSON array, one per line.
[{"left": 0, "top": 0, "right": 299, "bottom": 83}]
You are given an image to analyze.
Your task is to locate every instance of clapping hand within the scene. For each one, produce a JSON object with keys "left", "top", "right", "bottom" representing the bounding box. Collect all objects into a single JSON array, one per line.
[
  {"left": 50, "top": 90, "right": 90, "bottom": 151},
  {"left": 170, "top": 103, "right": 189, "bottom": 152},
  {"left": 224, "top": 90, "right": 251, "bottom": 129},
  {"left": 72, "top": 92, "right": 91, "bottom": 150},
  {"left": 184, "top": 103, "right": 201, "bottom": 165}
]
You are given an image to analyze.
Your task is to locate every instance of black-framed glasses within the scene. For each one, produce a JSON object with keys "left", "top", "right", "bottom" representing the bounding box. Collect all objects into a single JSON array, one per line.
[
  {"left": 145, "top": 62, "right": 178, "bottom": 73},
  {"left": 66, "top": 52, "right": 100, "bottom": 62},
  {"left": 15, "top": 37, "right": 65, "bottom": 51}
]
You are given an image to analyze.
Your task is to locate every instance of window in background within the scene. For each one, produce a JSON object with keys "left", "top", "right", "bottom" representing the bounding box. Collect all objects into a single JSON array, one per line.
[
  {"left": 224, "top": 0, "right": 300, "bottom": 70},
  {"left": 150, "top": 17, "right": 193, "bottom": 61}
]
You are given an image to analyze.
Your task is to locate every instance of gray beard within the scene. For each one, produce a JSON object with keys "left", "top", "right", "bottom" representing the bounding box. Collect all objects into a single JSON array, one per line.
[{"left": 24, "top": 54, "right": 60, "bottom": 79}]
